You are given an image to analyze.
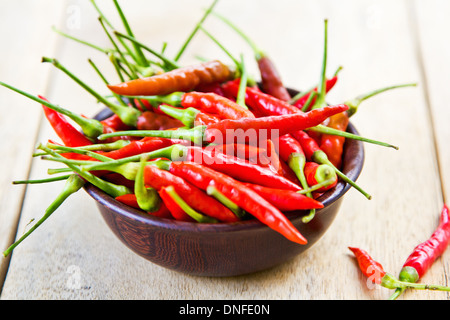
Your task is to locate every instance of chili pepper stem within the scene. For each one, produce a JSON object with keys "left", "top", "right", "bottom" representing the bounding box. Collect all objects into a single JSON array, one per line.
[
  {"left": 41, "top": 57, "right": 141, "bottom": 127},
  {"left": 312, "top": 150, "right": 372, "bottom": 200},
  {"left": 309, "top": 125, "right": 399, "bottom": 150},
  {"left": 13, "top": 174, "right": 72, "bottom": 185},
  {"left": 206, "top": 185, "right": 245, "bottom": 218},
  {"left": 3, "top": 174, "right": 84, "bottom": 257},
  {"left": 312, "top": 19, "right": 329, "bottom": 110},
  {"left": 159, "top": 104, "right": 199, "bottom": 128},
  {"left": 38, "top": 144, "right": 132, "bottom": 197},
  {"left": 381, "top": 273, "right": 450, "bottom": 292},
  {"left": 174, "top": 0, "right": 219, "bottom": 62},
  {"left": 297, "top": 178, "right": 336, "bottom": 195},
  {"left": 164, "top": 186, "right": 218, "bottom": 223},
  {"left": 0, "top": 81, "right": 103, "bottom": 139},
  {"left": 346, "top": 83, "right": 417, "bottom": 118},
  {"left": 135, "top": 156, "right": 161, "bottom": 212}
]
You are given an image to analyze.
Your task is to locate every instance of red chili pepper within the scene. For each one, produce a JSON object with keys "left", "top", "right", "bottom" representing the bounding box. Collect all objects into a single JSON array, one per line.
[
  {"left": 222, "top": 78, "right": 298, "bottom": 116},
  {"left": 101, "top": 137, "right": 175, "bottom": 160},
  {"left": 185, "top": 146, "right": 302, "bottom": 191},
  {"left": 107, "top": 60, "right": 234, "bottom": 96},
  {"left": 204, "top": 104, "right": 348, "bottom": 142},
  {"left": 243, "top": 183, "right": 323, "bottom": 212},
  {"left": 303, "top": 161, "right": 337, "bottom": 192},
  {"left": 167, "top": 161, "right": 308, "bottom": 244},
  {"left": 181, "top": 91, "right": 255, "bottom": 120},
  {"left": 348, "top": 247, "right": 386, "bottom": 284},
  {"left": 115, "top": 193, "right": 172, "bottom": 219},
  {"left": 39, "top": 96, "right": 93, "bottom": 147},
  {"left": 100, "top": 113, "right": 132, "bottom": 132},
  {"left": 318, "top": 112, "right": 349, "bottom": 169},
  {"left": 390, "top": 204, "right": 450, "bottom": 299},
  {"left": 158, "top": 186, "right": 194, "bottom": 222},
  {"left": 143, "top": 164, "right": 239, "bottom": 223}
]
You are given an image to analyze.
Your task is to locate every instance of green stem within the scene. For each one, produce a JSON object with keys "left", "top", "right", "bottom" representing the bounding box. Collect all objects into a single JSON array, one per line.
[
  {"left": 13, "top": 174, "right": 72, "bottom": 185},
  {"left": 159, "top": 104, "right": 199, "bottom": 127},
  {"left": 236, "top": 54, "right": 249, "bottom": 109},
  {"left": 98, "top": 17, "right": 139, "bottom": 79},
  {"left": 312, "top": 19, "right": 328, "bottom": 110},
  {"left": 88, "top": 58, "right": 129, "bottom": 107},
  {"left": 388, "top": 288, "right": 405, "bottom": 300},
  {"left": 80, "top": 144, "right": 187, "bottom": 172},
  {"left": 381, "top": 273, "right": 450, "bottom": 292},
  {"left": 42, "top": 57, "right": 141, "bottom": 127},
  {"left": 51, "top": 25, "right": 110, "bottom": 54},
  {"left": 346, "top": 83, "right": 417, "bottom": 117},
  {"left": 212, "top": 11, "right": 264, "bottom": 60},
  {"left": 135, "top": 155, "right": 161, "bottom": 212},
  {"left": 312, "top": 149, "right": 372, "bottom": 200},
  {"left": 287, "top": 153, "right": 315, "bottom": 223},
  {"left": 297, "top": 178, "right": 336, "bottom": 195},
  {"left": 174, "top": 0, "right": 220, "bottom": 62},
  {"left": 164, "top": 186, "right": 218, "bottom": 223},
  {"left": 64, "top": 139, "right": 130, "bottom": 151},
  {"left": 112, "top": 0, "right": 149, "bottom": 67},
  {"left": 115, "top": 31, "right": 180, "bottom": 71},
  {"left": 308, "top": 125, "right": 399, "bottom": 150},
  {"left": 301, "top": 90, "right": 317, "bottom": 112},
  {"left": 3, "top": 174, "right": 85, "bottom": 257},
  {"left": 206, "top": 185, "right": 245, "bottom": 218},
  {"left": 39, "top": 145, "right": 131, "bottom": 197},
  {"left": 0, "top": 80, "right": 103, "bottom": 139},
  {"left": 199, "top": 26, "right": 240, "bottom": 68},
  {"left": 98, "top": 126, "right": 206, "bottom": 146}
]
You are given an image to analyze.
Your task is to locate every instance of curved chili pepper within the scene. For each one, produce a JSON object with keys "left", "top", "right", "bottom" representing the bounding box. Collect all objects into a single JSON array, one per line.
[
  {"left": 349, "top": 246, "right": 450, "bottom": 294},
  {"left": 158, "top": 186, "right": 193, "bottom": 222},
  {"left": 107, "top": 60, "right": 234, "bottom": 96},
  {"left": 389, "top": 204, "right": 450, "bottom": 300},
  {"left": 100, "top": 113, "right": 132, "bottom": 132},
  {"left": 303, "top": 161, "right": 337, "bottom": 192},
  {"left": 160, "top": 185, "right": 219, "bottom": 223},
  {"left": 167, "top": 161, "right": 307, "bottom": 244},
  {"left": 348, "top": 247, "right": 387, "bottom": 284},
  {"left": 243, "top": 183, "right": 323, "bottom": 212},
  {"left": 115, "top": 193, "right": 172, "bottom": 219},
  {"left": 40, "top": 96, "right": 93, "bottom": 147}
]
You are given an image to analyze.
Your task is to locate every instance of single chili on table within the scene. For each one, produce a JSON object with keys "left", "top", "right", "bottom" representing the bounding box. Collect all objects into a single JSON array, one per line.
[{"left": 389, "top": 204, "right": 450, "bottom": 300}]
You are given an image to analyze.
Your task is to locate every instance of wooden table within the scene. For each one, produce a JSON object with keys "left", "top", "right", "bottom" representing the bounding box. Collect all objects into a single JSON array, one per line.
[{"left": 1, "top": 0, "right": 449, "bottom": 300}]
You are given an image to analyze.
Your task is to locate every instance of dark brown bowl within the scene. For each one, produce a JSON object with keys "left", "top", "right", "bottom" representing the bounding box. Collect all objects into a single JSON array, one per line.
[{"left": 84, "top": 103, "right": 364, "bottom": 277}]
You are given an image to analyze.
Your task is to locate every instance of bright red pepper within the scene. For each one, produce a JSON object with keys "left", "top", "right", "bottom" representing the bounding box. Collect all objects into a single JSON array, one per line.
[
  {"left": 243, "top": 183, "right": 323, "bottom": 212},
  {"left": 143, "top": 164, "right": 239, "bottom": 223},
  {"left": 167, "top": 161, "right": 308, "bottom": 244},
  {"left": 348, "top": 247, "right": 386, "bottom": 284},
  {"left": 115, "top": 193, "right": 172, "bottom": 218}
]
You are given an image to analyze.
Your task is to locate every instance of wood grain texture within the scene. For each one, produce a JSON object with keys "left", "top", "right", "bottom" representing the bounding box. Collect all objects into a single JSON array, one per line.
[{"left": 0, "top": 0, "right": 448, "bottom": 300}]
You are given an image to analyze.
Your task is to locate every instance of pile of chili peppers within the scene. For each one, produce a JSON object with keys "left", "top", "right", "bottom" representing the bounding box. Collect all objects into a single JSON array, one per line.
[{"left": 2, "top": 0, "right": 448, "bottom": 299}]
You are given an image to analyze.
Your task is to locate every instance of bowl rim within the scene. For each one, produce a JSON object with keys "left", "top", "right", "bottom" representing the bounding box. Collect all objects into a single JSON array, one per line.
[{"left": 84, "top": 107, "right": 365, "bottom": 235}]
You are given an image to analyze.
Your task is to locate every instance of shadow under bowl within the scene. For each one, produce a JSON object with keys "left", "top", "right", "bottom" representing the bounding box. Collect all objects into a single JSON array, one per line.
[{"left": 84, "top": 106, "right": 364, "bottom": 277}]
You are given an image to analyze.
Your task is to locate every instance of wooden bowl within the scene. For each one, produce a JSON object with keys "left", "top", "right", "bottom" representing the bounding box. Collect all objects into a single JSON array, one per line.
[{"left": 84, "top": 107, "right": 364, "bottom": 277}]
